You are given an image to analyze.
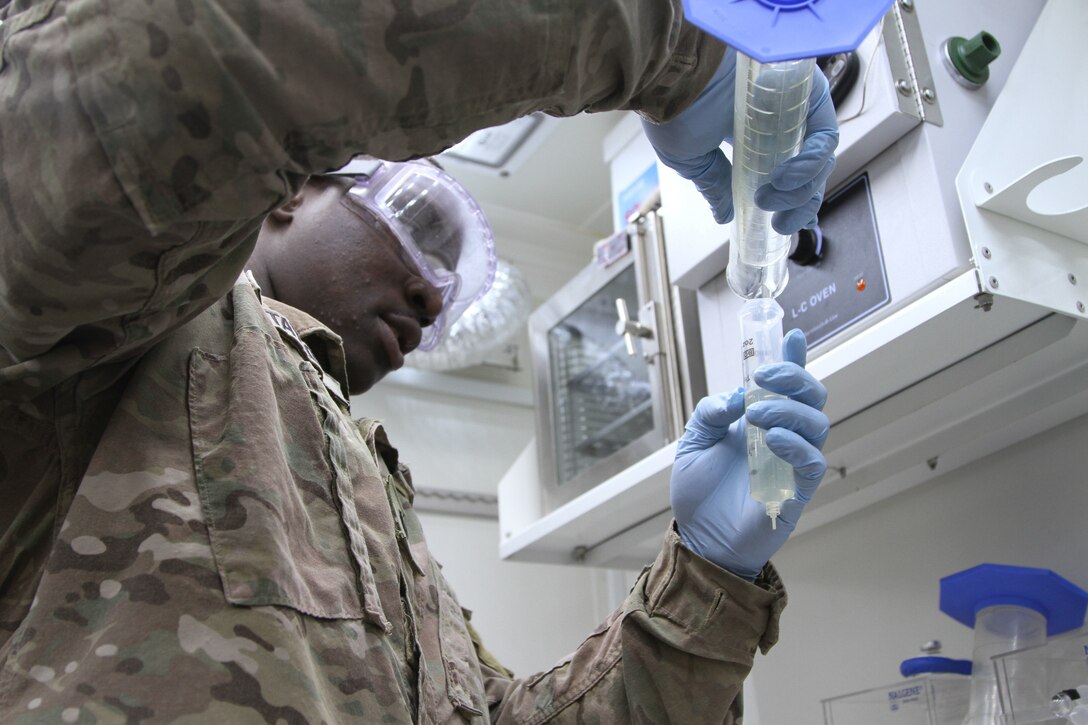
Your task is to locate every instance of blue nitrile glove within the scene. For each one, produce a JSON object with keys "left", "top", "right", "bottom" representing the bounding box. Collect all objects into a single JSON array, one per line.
[
  {"left": 671, "top": 329, "right": 829, "bottom": 580},
  {"left": 641, "top": 47, "right": 839, "bottom": 234}
]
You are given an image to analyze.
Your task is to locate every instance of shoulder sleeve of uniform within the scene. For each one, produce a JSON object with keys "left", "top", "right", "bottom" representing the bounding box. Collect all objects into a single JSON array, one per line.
[
  {"left": 559, "top": 4, "right": 728, "bottom": 124},
  {"left": 58, "top": 1, "right": 725, "bottom": 230},
  {"left": 2, "top": 0, "right": 722, "bottom": 403},
  {"left": 487, "top": 522, "right": 785, "bottom": 723},
  {"left": 638, "top": 522, "right": 787, "bottom": 657}
]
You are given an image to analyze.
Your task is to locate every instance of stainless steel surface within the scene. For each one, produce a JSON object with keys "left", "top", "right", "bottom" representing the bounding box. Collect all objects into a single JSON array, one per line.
[
  {"left": 644, "top": 210, "right": 696, "bottom": 437},
  {"left": 614, "top": 297, "right": 652, "bottom": 356},
  {"left": 884, "top": 3, "right": 944, "bottom": 126},
  {"left": 921, "top": 640, "right": 943, "bottom": 654},
  {"left": 530, "top": 209, "right": 701, "bottom": 511},
  {"left": 670, "top": 283, "right": 706, "bottom": 422}
]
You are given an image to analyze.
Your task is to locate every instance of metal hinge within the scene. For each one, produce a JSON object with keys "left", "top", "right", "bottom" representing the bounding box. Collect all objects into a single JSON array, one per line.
[{"left": 883, "top": 0, "right": 944, "bottom": 126}]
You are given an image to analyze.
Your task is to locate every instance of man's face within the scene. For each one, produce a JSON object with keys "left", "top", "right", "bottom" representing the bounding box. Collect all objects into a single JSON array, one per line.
[{"left": 263, "top": 180, "right": 445, "bottom": 394}]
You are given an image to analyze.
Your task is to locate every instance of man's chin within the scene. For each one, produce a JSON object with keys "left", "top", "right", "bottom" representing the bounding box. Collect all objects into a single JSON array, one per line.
[
  {"left": 347, "top": 371, "right": 383, "bottom": 396},
  {"left": 344, "top": 359, "right": 386, "bottom": 395},
  {"left": 343, "top": 342, "right": 396, "bottom": 395}
]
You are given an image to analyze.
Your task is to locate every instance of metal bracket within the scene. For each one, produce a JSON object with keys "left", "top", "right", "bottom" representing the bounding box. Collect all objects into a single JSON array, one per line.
[
  {"left": 636, "top": 301, "right": 662, "bottom": 362},
  {"left": 883, "top": 0, "right": 944, "bottom": 126},
  {"left": 973, "top": 292, "right": 995, "bottom": 312}
]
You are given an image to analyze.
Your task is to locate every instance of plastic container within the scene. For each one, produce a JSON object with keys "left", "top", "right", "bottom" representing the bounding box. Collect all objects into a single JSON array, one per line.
[
  {"left": 1052, "top": 686, "right": 1088, "bottom": 724},
  {"left": 940, "top": 565, "right": 1088, "bottom": 725},
  {"left": 683, "top": 0, "right": 894, "bottom": 64},
  {"left": 963, "top": 605, "right": 1049, "bottom": 724},
  {"left": 992, "top": 625, "right": 1088, "bottom": 724},
  {"left": 738, "top": 298, "right": 793, "bottom": 524},
  {"left": 822, "top": 674, "right": 972, "bottom": 725},
  {"left": 726, "top": 53, "right": 815, "bottom": 300}
]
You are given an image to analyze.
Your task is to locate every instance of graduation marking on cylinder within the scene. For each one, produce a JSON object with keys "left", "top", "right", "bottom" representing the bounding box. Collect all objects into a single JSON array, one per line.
[{"left": 684, "top": 0, "right": 894, "bottom": 523}]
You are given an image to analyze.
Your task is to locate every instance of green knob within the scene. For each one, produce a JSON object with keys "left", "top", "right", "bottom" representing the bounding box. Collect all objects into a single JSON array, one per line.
[{"left": 945, "top": 31, "right": 1002, "bottom": 87}]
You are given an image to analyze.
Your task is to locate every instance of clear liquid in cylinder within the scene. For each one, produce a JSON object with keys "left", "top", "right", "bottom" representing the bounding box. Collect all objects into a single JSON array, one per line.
[
  {"left": 746, "top": 388, "right": 795, "bottom": 527},
  {"left": 727, "top": 54, "right": 815, "bottom": 300},
  {"left": 738, "top": 298, "right": 795, "bottom": 527}
]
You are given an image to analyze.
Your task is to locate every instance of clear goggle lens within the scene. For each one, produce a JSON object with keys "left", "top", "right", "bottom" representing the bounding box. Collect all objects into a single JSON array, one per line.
[{"left": 334, "top": 158, "right": 496, "bottom": 351}]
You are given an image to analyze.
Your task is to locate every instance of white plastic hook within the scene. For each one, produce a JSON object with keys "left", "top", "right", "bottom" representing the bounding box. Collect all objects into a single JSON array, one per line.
[{"left": 976, "top": 156, "right": 1088, "bottom": 245}]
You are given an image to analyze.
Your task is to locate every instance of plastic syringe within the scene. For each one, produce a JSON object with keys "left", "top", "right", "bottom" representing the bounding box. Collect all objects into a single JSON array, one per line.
[
  {"left": 739, "top": 298, "right": 793, "bottom": 527},
  {"left": 730, "top": 52, "right": 816, "bottom": 525},
  {"left": 727, "top": 53, "right": 816, "bottom": 300}
]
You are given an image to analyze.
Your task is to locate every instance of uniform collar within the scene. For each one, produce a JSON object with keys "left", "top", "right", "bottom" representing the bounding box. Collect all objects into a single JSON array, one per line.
[
  {"left": 262, "top": 297, "right": 351, "bottom": 396},
  {"left": 242, "top": 270, "right": 352, "bottom": 398}
]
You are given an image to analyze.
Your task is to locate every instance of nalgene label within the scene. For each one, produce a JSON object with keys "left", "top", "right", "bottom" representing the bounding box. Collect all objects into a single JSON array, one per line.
[{"left": 887, "top": 685, "right": 923, "bottom": 712}]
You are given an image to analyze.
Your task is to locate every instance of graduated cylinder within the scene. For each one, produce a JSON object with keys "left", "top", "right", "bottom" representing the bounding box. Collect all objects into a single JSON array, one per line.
[{"left": 727, "top": 53, "right": 815, "bottom": 300}]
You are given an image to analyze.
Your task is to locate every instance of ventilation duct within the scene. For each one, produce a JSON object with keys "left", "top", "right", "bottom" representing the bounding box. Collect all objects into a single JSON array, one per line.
[{"left": 407, "top": 259, "right": 532, "bottom": 371}]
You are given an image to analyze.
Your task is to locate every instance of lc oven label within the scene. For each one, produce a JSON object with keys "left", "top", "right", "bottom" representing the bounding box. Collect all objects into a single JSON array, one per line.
[{"left": 778, "top": 173, "right": 890, "bottom": 348}]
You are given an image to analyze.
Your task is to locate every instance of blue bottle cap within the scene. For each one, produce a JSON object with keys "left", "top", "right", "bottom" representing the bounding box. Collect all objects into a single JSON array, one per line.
[
  {"left": 683, "top": 0, "right": 895, "bottom": 62},
  {"left": 940, "top": 564, "right": 1088, "bottom": 637},
  {"left": 900, "top": 656, "right": 972, "bottom": 678}
]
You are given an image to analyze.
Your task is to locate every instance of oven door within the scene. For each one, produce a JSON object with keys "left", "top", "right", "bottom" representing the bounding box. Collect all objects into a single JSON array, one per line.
[{"left": 530, "top": 210, "right": 688, "bottom": 511}]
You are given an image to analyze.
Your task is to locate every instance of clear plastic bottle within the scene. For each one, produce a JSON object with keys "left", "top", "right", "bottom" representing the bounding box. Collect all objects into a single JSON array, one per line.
[
  {"left": 739, "top": 298, "right": 794, "bottom": 527},
  {"left": 1053, "top": 686, "right": 1088, "bottom": 724},
  {"left": 727, "top": 53, "right": 816, "bottom": 300},
  {"left": 962, "top": 605, "right": 1048, "bottom": 725}
]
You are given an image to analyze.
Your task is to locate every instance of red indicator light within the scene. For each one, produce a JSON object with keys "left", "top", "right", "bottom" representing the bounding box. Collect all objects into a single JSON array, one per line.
[{"left": 856, "top": 278, "right": 867, "bottom": 292}]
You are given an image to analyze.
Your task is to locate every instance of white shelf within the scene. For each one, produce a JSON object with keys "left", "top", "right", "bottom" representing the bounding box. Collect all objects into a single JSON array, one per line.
[
  {"left": 499, "top": 442, "right": 675, "bottom": 569},
  {"left": 499, "top": 275, "right": 1088, "bottom": 569}
]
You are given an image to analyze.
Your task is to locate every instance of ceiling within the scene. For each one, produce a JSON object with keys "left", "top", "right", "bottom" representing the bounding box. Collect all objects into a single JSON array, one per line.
[
  {"left": 394, "top": 111, "right": 629, "bottom": 385},
  {"left": 439, "top": 111, "right": 626, "bottom": 301}
]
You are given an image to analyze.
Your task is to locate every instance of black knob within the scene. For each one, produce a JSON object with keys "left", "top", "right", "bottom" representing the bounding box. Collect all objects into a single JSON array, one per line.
[
  {"left": 818, "top": 52, "right": 861, "bottom": 108},
  {"left": 790, "top": 226, "right": 825, "bottom": 266}
]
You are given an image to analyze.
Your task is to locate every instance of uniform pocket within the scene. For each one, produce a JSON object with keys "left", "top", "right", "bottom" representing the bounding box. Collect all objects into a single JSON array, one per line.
[
  {"left": 434, "top": 565, "right": 488, "bottom": 722},
  {"left": 187, "top": 329, "right": 365, "bottom": 619}
]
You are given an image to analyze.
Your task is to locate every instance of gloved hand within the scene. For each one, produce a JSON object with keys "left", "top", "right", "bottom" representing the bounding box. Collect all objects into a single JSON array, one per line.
[
  {"left": 641, "top": 48, "right": 839, "bottom": 234},
  {"left": 670, "top": 329, "right": 829, "bottom": 580}
]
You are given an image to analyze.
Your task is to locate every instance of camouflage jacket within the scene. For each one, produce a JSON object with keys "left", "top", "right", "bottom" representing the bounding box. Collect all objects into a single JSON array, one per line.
[{"left": 0, "top": 0, "right": 786, "bottom": 722}]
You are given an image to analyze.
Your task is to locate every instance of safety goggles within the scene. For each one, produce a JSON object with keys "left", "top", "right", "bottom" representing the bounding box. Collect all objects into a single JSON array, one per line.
[{"left": 330, "top": 157, "right": 497, "bottom": 351}]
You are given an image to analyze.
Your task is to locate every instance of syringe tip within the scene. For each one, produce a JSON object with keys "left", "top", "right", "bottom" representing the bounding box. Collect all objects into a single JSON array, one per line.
[{"left": 765, "top": 501, "right": 781, "bottom": 529}]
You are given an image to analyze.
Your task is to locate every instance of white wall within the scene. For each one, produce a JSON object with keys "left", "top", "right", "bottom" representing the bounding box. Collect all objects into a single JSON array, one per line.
[
  {"left": 746, "top": 411, "right": 1088, "bottom": 724},
  {"left": 351, "top": 382, "right": 616, "bottom": 678},
  {"left": 415, "top": 512, "right": 611, "bottom": 677}
]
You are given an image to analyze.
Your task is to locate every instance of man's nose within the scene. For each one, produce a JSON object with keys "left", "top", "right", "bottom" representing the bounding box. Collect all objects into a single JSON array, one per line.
[{"left": 405, "top": 278, "right": 445, "bottom": 327}]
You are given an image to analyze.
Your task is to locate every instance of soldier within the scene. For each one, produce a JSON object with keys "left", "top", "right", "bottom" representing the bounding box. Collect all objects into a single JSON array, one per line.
[{"left": 0, "top": 1, "right": 832, "bottom": 722}]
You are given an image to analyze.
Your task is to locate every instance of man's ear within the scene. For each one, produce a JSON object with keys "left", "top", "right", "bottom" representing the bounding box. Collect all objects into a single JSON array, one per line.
[{"left": 267, "top": 189, "right": 306, "bottom": 224}]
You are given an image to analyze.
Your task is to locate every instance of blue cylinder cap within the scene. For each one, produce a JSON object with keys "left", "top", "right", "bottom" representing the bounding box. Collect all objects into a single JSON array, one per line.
[
  {"left": 940, "top": 564, "right": 1088, "bottom": 637},
  {"left": 682, "top": 0, "right": 895, "bottom": 62},
  {"left": 900, "top": 656, "right": 972, "bottom": 678}
]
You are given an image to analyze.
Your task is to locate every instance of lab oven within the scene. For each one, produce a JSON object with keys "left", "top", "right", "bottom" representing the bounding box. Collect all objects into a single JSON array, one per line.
[
  {"left": 501, "top": 0, "right": 1088, "bottom": 569},
  {"left": 528, "top": 206, "right": 704, "bottom": 511},
  {"left": 663, "top": 0, "right": 1088, "bottom": 528}
]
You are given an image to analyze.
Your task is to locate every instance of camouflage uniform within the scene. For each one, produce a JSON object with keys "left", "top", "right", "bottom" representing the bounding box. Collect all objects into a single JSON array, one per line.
[{"left": 0, "top": 0, "right": 786, "bottom": 722}]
